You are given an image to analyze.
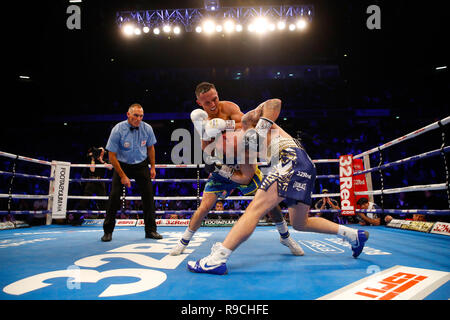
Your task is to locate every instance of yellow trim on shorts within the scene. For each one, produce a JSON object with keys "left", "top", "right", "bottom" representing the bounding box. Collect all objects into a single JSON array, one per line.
[
  {"left": 243, "top": 184, "right": 258, "bottom": 195},
  {"left": 242, "top": 169, "right": 263, "bottom": 196}
]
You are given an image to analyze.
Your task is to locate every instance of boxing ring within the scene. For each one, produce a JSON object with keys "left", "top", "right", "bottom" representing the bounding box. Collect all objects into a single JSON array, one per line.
[{"left": 0, "top": 116, "right": 449, "bottom": 301}]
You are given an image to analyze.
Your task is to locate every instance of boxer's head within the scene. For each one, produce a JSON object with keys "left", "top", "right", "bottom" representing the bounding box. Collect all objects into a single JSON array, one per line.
[
  {"left": 195, "top": 82, "right": 219, "bottom": 116},
  {"left": 212, "top": 130, "right": 250, "bottom": 165}
]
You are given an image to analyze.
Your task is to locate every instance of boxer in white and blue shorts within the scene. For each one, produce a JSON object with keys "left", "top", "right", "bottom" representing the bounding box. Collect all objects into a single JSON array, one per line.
[{"left": 260, "top": 147, "right": 316, "bottom": 207}]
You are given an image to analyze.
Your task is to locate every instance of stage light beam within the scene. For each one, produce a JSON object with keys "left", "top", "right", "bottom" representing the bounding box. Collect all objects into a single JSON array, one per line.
[
  {"left": 297, "top": 18, "right": 307, "bottom": 30},
  {"left": 224, "top": 20, "right": 235, "bottom": 33},
  {"left": 277, "top": 21, "right": 286, "bottom": 30},
  {"left": 122, "top": 24, "right": 134, "bottom": 36},
  {"left": 203, "top": 20, "right": 215, "bottom": 34},
  {"left": 253, "top": 17, "right": 268, "bottom": 33}
]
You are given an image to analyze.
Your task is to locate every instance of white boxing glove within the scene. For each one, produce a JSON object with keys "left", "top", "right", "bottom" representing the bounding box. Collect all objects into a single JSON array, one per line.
[
  {"left": 190, "top": 109, "right": 208, "bottom": 123},
  {"left": 190, "top": 109, "right": 209, "bottom": 139},
  {"left": 204, "top": 118, "right": 227, "bottom": 138}
]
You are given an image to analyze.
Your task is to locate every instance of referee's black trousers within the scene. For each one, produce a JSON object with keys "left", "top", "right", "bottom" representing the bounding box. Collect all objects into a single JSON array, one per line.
[{"left": 103, "top": 159, "right": 157, "bottom": 234}]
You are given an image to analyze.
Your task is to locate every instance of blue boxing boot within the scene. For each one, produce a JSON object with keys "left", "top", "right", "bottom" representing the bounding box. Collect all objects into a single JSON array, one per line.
[
  {"left": 351, "top": 230, "right": 369, "bottom": 258},
  {"left": 337, "top": 225, "right": 369, "bottom": 258},
  {"left": 187, "top": 242, "right": 231, "bottom": 275}
]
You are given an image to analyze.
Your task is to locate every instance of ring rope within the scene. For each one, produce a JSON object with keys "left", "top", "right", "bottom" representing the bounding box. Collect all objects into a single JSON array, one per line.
[
  {"left": 0, "top": 151, "right": 52, "bottom": 166},
  {"left": 5, "top": 207, "right": 449, "bottom": 217},
  {"left": 60, "top": 208, "right": 450, "bottom": 216},
  {"left": 354, "top": 116, "right": 450, "bottom": 159},
  {"left": 0, "top": 170, "right": 53, "bottom": 181},
  {"left": 0, "top": 210, "right": 51, "bottom": 215},
  {"left": 353, "top": 147, "right": 450, "bottom": 176},
  {"left": 66, "top": 174, "right": 340, "bottom": 184},
  {"left": 0, "top": 194, "right": 52, "bottom": 200},
  {"left": 61, "top": 183, "right": 447, "bottom": 201},
  {"left": 354, "top": 183, "right": 447, "bottom": 195},
  {"left": 68, "top": 159, "right": 340, "bottom": 169},
  {"left": 2, "top": 183, "right": 443, "bottom": 202}
]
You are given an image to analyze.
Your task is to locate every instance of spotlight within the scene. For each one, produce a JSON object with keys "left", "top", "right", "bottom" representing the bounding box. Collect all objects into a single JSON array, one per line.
[
  {"left": 268, "top": 23, "right": 276, "bottom": 31},
  {"left": 277, "top": 21, "right": 286, "bottom": 30},
  {"left": 195, "top": 26, "right": 202, "bottom": 33},
  {"left": 297, "top": 19, "right": 307, "bottom": 30},
  {"left": 153, "top": 27, "right": 160, "bottom": 35},
  {"left": 122, "top": 24, "right": 134, "bottom": 36},
  {"left": 224, "top": 20, "right": 235, "bottom": 33},
  {"left": 235, "top": 24, "right": 243, "bottom": 32},
  {"left": 288, "top": 23, "right": 296, "bottom": 31},
  {"left": 248, "top": 23, "right": 255, "bottom": 32},
  {"left": 134, "top": 28, "right": 142, "bottom": 35},
  {"left": 163, "top": 25, "right": 171, "bottom": 33},
  {"left": 203, "top": 20, "right": 215, "bottom": 33},
  {"left": 253, "top": 17, "right": 268, "bottom": 33},
  {"left": 143, "top": 26, "right": 150, "bottom": 33},
  {"left": 173, "top": 26, "right": 181, "bottom": 34},
  {"left": 215, "top": 25, "right": 223, "bottom": 32}
]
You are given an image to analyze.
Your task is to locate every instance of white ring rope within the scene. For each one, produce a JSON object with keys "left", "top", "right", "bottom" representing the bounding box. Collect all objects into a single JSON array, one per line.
[
  {"left": 68, "top": 159, "right": 340, "bottom": 169},
  {"left": 353, "top": 146, "right": 450, "bottom": 176},
  {"left": 354, "top": 116, "right": 450, "bottom": 159},
  {"left": 0, "top": 170, "right": 53, "bottom": 181},
  {"left": 68, "top": 174, "right": 340, "bottom": 183},
  {"left": 0, "top": 151, "right": 52, "bottom": 166},
  {"left": 65, "top": 208, "right": 450, "bottom": 215},
  {"left": 62, "top": 182, "right": 446, "bottom": 202},
  {"left": 0, "top": 194, "right": 51, "bottom": 200}
]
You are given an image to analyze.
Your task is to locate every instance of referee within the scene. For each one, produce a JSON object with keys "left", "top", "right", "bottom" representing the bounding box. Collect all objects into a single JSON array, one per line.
[{"left": 101, "top": 103, "right": 162, "bottom": 241}]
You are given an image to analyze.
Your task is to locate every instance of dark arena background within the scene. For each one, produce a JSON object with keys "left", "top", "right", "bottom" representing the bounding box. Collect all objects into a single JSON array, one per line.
[{"left": 1, "top": 0, "right": 449, "bottom": 313}]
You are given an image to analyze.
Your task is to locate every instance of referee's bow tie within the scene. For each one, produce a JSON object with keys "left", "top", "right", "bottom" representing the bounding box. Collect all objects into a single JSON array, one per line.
[{"left": 130, "top": 126, "right": 139, "bottom": 131}]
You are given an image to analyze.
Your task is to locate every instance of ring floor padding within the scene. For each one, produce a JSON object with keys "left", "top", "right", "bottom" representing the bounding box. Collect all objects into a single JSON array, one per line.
[{"left": 0, "top": 225, "right": 448, "bottom": 300}]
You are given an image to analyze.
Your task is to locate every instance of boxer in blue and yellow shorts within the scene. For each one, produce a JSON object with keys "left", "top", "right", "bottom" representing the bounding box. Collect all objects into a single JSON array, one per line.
[{"left": 204, "top": 165, "right": 263, "bottom": 198}]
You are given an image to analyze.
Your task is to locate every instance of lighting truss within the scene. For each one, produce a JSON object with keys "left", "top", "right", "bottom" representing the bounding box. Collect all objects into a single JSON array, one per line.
[{"left": 116, "top": 5, "right": 314, "bottom": 33}]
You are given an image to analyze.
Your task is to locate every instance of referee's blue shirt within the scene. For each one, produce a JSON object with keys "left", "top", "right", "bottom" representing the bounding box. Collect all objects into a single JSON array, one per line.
[{"left": 106, "top": 120, "right": 157, "bottom": 164}]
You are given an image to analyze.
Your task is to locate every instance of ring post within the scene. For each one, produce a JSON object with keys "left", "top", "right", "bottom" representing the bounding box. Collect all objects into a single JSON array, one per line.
[{"left": 48, "top": 161, "right": 71, "bottom": 224}]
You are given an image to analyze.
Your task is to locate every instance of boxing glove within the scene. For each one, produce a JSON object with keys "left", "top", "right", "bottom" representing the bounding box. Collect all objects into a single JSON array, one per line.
[{"left": 190, "top": 109, "right": 209, "bottom": 140}]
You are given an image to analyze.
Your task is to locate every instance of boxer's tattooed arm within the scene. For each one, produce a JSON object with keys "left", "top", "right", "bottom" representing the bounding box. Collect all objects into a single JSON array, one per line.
[
  {"left": 241, "top": 106, "right": 263, "bottom": 130},
  {"left": 241, "top": 99, "right": 281, "bottom": 130},
  {"left": 259, "top": 98, "right": 281, "bottom": 122}
]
